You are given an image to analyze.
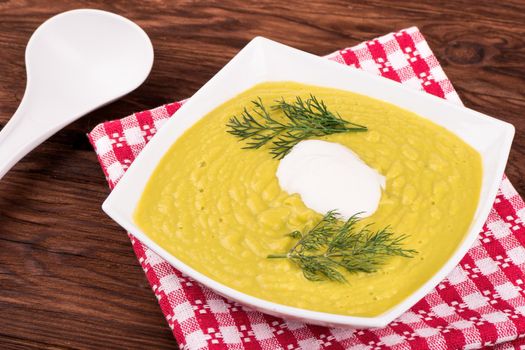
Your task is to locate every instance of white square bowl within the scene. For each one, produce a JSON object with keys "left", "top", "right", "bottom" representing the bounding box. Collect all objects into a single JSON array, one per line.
[{"left": 102, "top": 37, "right": 515, "bottom": 328}]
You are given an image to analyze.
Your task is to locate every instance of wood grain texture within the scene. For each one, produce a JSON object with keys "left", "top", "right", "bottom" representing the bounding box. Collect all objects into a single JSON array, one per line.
[{"left": 0, "top": 0, "right": 523, "bottom": 348}]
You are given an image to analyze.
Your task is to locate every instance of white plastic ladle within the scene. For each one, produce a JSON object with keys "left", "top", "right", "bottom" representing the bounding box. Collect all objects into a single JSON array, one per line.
[{"left": 0, "top": 9, "right": 154, "bottom": 179}]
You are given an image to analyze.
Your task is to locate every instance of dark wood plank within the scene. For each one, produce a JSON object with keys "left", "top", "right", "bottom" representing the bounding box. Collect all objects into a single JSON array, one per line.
[{"left": 0, "top": 0, "right": 523, "bottom": 348}]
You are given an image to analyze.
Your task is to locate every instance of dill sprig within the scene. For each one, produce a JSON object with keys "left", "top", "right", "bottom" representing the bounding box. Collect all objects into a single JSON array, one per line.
[
  {"left": 226, "top": 95, "right": 367, "bottom": 159},
  {"left": 267, "top": 211, "right": 417, "bottom": 282}
]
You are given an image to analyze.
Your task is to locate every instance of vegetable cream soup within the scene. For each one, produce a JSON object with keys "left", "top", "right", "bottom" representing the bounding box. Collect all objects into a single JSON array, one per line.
[{"left": 134, "top": 82, "right": 482, "bottom": 316}]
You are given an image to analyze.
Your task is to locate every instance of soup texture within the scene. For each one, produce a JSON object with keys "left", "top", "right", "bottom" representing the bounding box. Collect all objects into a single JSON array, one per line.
[{"left": 134, "top": 82, "right": 482, "bottom": 316}]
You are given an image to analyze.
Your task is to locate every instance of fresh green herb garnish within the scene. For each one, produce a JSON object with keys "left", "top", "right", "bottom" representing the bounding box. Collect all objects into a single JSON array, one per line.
[
  {"left": 226, "top": 95, "right": 367, "bottom": 159},
  {"left": 267, "top": 211, "right": 417, "bottom": 282}
]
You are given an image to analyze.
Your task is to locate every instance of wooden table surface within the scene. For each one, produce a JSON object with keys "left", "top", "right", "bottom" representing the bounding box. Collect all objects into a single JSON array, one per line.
[{"left": 1, "top": 1, "right": 524, "bottom": 349}]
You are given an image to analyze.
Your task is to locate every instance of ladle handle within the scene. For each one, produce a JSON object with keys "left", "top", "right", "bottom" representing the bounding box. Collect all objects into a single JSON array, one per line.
[{"left": 0, "top": 99, "right": 57, "bottom": 180}]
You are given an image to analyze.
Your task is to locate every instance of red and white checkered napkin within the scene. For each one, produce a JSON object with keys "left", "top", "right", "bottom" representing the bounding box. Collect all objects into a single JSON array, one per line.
[{"left": 88, "top": 27, "right": 525, "bottom": 349}]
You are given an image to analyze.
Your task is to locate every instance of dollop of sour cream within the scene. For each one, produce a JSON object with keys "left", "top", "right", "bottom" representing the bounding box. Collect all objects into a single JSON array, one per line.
[{"left": 276, "top": 140, "right": 385, "bottom": 220}]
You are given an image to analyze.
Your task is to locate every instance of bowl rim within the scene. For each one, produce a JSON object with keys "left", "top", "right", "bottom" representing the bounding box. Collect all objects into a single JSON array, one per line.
[{"left": 102, "top": 36, "right": 515, "bottom": 328}]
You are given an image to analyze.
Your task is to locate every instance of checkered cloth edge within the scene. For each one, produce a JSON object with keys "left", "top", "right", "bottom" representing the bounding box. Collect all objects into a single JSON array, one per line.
[{"left": 88, "top": 27, "right": 525, "bottom": 350}]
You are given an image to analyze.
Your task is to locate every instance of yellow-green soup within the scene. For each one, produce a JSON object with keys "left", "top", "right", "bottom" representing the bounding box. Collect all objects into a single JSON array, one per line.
[{"left": 134, "top": 82, "right": 482, "bottom": 316}]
